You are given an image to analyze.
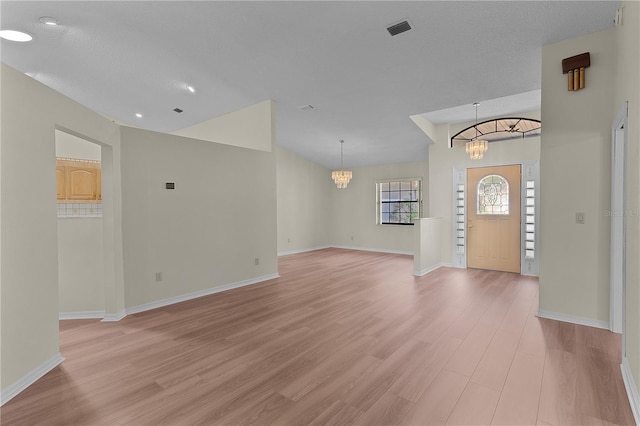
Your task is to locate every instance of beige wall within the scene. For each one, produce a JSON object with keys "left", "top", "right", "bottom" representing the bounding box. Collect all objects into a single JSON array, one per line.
[
  {"left": 427, "top": 113, "right": 541, "bottom": 264},
  {"left": 0, "top": 63, "right": 276, "bottom": 400},
  {"left": 120, "top": 126, "right": 277, "bottom": 308},
  {"left": 414, "top": 217, "right": 442, "bottom": 275},
  {"left": 539, "top": 29, "right": 616, "bottom": 325},
  {"left": 1, "top": 63, "right": 123, "bottom": 392},
  {"left": 614, "top": 0, "right": 640, "bottom": 407},
  {"left": 330, "top": 161, "right": 429, "bottom": 254},
  {"left": 57, "top": 219, "right": 105, "bottom": 313},
  {"left": 276, "top": 146, "right": 332, "bottom": 254},
  {"left": 55, "top": 130, "right": 102, "bottom": 161},
  {"left": 55, "top": 130, "right": 105, "bottom": 315},
  {"left": 276, "top": 150, "right": 431, "bottom": 256},
  {"left": 173, "top": 99, "right": 274, "bottom": 152}
]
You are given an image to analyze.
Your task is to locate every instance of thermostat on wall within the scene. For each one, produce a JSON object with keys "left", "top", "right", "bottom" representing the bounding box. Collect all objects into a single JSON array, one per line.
[{"left": 165, "top": 182, "right": 175, "bottom": 189}]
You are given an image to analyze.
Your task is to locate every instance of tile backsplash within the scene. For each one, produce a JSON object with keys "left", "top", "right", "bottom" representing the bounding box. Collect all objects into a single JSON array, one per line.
[{"left": 57, "top": 203, "right": 102, "bottom": 218}]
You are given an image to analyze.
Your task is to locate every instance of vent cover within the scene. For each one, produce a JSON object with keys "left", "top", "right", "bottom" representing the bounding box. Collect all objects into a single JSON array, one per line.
[
  {"left": 299, "top": 104, "right": 314, "bottom": 111},
  {"left": 173, "top": 108, "right": 183, "bottom": 113},
  {"left": 387, "top": 20, "right": 411, "bottom": 36}
]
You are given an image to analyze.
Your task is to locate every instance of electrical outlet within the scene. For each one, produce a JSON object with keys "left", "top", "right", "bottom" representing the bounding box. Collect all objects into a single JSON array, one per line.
[
  {"left": 350, "top": 235, "right": 354, "bottom": 241},
  {"left": 576, "top": 212, "right": 585, "bottom": 224},
  {"left": 254, "top": 258, "right": 260, "bottom": 266},
  {"left": 287, "top": 238, "right": 291, "bottom": 243},
  {"left": 155, "top": 272, "right": 162, "bottom": 282}
]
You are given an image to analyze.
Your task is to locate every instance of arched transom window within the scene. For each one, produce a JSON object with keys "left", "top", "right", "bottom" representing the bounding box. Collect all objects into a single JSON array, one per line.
[{"left": 478, "top": 174, "right": 509, "bottom": 215}]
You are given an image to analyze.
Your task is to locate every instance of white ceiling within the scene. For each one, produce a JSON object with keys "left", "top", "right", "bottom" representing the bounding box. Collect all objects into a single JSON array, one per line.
[{"left": 1, "top": 1, "right": 619, "bottom": 168}]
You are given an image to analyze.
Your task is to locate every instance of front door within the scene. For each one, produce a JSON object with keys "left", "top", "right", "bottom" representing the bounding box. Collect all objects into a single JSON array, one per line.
[{"left": 467, "top": 165, "right": 521, "bottom": 273}]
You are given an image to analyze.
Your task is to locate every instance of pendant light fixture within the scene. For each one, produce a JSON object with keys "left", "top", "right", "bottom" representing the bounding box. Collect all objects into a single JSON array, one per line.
[
  {"left": 331, "top": 140, "right": 352, "bottom": 189},
  {"left": 466, "top": 103, "right": 488, "bottom": 160}
]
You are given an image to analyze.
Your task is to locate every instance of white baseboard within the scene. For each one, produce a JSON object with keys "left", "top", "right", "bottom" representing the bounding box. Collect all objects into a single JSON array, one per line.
[
  {"left": 59, "top": 310, "right": 105, "bottom": 320},
  {"left": 101, "top": 311, "right": 127, "bottom": 322},
  {"left": 621, "top": 357, "right": 640, "bottom": 426},
  {"left": 278, "top": 246, "right": 330, "bottom": 256},
  {"left": 125, "top": 273, "right": 280, "bottom": 316},
  {"left": 413, "top": 263, "right": 444, "bottom": 277},
  {"left": 1, "top": 353, "right": 64, "bottom": 406},
  {"left": 331, "top": 245, "right": 413, "bottom": 256},
  {"left": 536, "top": 309, "right": 609, "bottom": 330}
]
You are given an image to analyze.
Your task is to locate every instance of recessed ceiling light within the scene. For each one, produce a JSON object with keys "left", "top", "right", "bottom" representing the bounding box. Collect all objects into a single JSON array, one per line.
[
  {"left": 39, "top": 16, "right": 59, "bottom": 26},
  {"left": 135, "top": 113, "right": 143, "bottom": 118},
  {"left": 186, "top": 85, "right": 195, "bottom": 93},
  {"left": 0, "top": 30, "right": 33, "bottom": 42}
]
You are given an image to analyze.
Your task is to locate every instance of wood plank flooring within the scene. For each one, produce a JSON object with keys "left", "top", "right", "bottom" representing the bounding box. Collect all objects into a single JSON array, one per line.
[{"left": 1, "top": 248, "right": 635, "bottom": 425}]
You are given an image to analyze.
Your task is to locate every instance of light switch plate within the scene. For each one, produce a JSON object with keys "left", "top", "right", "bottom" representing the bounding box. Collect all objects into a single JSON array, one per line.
[{"left": 576, "top": 212, "right": 585, "bottom": 224}]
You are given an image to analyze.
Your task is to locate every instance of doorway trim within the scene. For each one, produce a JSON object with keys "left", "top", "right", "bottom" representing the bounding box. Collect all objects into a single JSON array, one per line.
[
  {"left": 451, "top": 160, "right": 539, "bottom": 276},
  {"left": 54, "top": 125, "right": 126, "bottom": 321},
  {"left": 610, "top": 102, "right": 627, "bottom": 336}
]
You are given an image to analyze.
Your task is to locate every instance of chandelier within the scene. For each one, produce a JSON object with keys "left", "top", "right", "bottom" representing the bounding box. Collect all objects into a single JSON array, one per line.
[
  {"left": 331, "top": 140, "right": 352, "bottom": 189},
  {"left": 466, "top": 103, "right": 488, "bottom": 160}
]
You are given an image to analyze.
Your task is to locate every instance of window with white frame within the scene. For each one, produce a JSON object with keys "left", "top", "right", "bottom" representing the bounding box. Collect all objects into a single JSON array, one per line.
[{"left": 376, "top": 179, "right": 422, "bottom": 225}]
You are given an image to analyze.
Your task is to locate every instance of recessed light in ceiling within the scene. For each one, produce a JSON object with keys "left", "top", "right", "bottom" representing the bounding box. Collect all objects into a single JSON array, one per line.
[
  {"left": 186, "top": 84, "right": 195, "bottom": 93},
  {"left": 39, "top": 16, "right": 59, "bottom": 26},
  {"left": 135, "top": 113, "right": 143, "bottom": 118},
  {"left": 0, "top": 30, "right": 33, "bottom": 42}
]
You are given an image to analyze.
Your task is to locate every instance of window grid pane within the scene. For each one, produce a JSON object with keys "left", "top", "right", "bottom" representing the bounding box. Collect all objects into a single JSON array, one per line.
[
  {"left": 456, "top": 183, "right": 465, "bottom": 253},
  {"left": 378, "top": 179, "right": 421, "bottom": 225},
  {"left": 525, "top": 180, "right": 535, "bottom": 259}
]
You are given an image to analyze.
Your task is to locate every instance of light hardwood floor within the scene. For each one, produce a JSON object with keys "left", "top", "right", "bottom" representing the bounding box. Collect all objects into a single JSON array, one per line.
[{"left": 1, "top": 248, "right": 635, "bottom": 425}]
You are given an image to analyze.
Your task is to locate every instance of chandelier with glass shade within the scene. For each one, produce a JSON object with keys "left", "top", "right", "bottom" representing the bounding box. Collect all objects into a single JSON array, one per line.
[
  {"left": 466, "top": 103, "right": 489, "bottom": 160},
  {"left": 331, "top": 140, "right": 352, "bottom": 189}
]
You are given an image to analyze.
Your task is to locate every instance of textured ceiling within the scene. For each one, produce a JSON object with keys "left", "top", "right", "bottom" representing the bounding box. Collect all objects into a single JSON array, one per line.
[{"left": 0, "top": 1, "right": 619, "bottom": 168}]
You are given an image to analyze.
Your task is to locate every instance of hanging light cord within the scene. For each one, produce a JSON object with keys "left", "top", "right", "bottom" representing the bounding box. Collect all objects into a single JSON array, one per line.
[
  {"left": 340, "top": 140, "right": 344, "bottom": 168},
  {"left": 474, "top": 103, "right": 479, "bottom": 140}
]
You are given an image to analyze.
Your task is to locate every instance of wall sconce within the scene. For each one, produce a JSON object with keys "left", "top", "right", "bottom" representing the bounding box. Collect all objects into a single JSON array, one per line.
[{"left": 562, "top": 52, "right": 590, "bottom": 91}]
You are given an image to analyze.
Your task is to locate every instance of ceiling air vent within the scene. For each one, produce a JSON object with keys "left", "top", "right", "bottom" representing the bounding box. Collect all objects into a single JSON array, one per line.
[
  {"left": 299, "top": 104, "right": 314, "bottom": 111},
  {"left": 387, "top": 20, "right": 411, "bottom": 36},
  {"left": 173, "top": 108, "right": 183, "bottom": 113}
]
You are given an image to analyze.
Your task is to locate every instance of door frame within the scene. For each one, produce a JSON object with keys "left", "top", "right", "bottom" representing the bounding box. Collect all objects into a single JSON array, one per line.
[
  {"left": 451, "top": 160, "right": 539, "bottom": 276},
  {"left": 54, "top": 125, "right": 126, "bottom": 321},
  {"left": 610, "top": 102, "right": 627, "bottom": 338}
]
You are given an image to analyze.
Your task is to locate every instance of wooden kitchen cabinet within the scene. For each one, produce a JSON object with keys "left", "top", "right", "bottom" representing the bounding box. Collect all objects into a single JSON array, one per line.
[
  {"left": 56, "top": 165, "right": 66, "bottom": 200},
  {"left": 56, "top": 158, "right": 101, "bottom": 202}
]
